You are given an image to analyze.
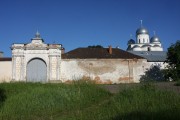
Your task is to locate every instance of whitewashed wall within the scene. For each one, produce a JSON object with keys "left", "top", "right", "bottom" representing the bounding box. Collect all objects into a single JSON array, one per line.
[
  {"left": 0, "top": 61, "right": 12, "bottom": 82},
  {"left": 61, "top": 59, "right": 147, "bottom": 83},
  {"left": 0, "top": 58, "right": 167, "bottom": 83}
]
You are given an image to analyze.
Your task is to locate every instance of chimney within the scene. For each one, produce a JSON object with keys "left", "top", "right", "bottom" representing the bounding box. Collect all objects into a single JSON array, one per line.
[
  {"left": 61, "top": 47, "right": 65, "bottom": 54},
  {"left": 0, "top": 51, "right": 3, "bottom": 58},
  {"left": 108, "top": 45, "right": 112, "bottom": 54}
]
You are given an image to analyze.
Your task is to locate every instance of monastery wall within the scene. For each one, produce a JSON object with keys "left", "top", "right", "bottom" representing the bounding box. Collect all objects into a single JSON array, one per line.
[
  {"left": 61, "top": 59, "right": 148, "bottom": 84},
  {"left": 0, "top": 59, "right": 166, "bottom": 83},
  {"left": 0, "top": 61, "right": 12, "bottom": 82}
]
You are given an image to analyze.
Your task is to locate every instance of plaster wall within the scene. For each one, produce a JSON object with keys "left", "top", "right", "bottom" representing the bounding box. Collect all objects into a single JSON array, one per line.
[
  {"left": 144, "top": 61, "right": 167, "bottom": 69},
  {"left": 0, "top": 59, "right": 167, "bottom": 83},
  {"left": 0, "top": 61, "right": 12, "bottom": 82},
  {"left": 61, "top": 59, "right": 147, "bottom": 84}
]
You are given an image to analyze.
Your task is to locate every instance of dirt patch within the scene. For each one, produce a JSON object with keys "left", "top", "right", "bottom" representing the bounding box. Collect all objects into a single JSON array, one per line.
[{"left": 154, "top": 82, "right": 180, "bottom": 94}]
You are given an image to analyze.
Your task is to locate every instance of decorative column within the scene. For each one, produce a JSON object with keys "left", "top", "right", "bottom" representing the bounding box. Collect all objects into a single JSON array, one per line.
[
  {"left": 11, "top": 45, "right": 25, "bottom": 81},
  {"left": 12, "top": 56, "right": 16, "bottom": 80},
  {"left": 48, "top": 44, "right": 61, "bottom": 81}
]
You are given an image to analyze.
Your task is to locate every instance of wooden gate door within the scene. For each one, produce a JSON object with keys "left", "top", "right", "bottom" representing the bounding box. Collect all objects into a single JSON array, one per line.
[{"left": 27, "top": 59, "right": 47, "bottom": 82}]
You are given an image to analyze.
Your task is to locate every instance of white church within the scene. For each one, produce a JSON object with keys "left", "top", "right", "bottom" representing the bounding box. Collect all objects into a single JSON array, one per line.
[
  {"left": 0, "top": 22, "right": 167, "bottom": 83},
  {"left": 127, "top": 22, "right": 167, "bottom": 64},
  {"left": 127, "top": 21, "right": 163, "bottom": 52}
]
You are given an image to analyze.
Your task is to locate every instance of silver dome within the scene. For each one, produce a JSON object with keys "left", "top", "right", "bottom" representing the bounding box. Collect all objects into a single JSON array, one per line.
[
  {"left": 136, "top": 27, "right": 149, "bottom": 35},
  {"left": 150, "top": 36, "right": 160, "bottom": 43}
]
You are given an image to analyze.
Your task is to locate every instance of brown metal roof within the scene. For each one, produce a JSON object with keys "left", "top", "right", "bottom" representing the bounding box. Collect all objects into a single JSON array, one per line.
[
  {"left": 62, "top": 48, "right": 144, "bottom": 59},
  {"left": 0, "top": 57, "right": 12, "bottom": 61}
]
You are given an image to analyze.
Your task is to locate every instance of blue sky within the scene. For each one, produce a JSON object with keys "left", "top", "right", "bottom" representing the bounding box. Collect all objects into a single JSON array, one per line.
[{"left": 0, "top": 0, "right": 180, "bottom": 57}]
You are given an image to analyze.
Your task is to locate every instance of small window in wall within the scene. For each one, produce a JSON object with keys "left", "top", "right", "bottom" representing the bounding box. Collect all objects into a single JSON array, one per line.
[
  {"left": 148, "top": 47, "right": 150, "bottom": 51},
  {"left": 139, "top": 39, "right": 140, "bottom": 43},
  {"left": 143, "top": 38, "right": 145, "bottom": 43}
]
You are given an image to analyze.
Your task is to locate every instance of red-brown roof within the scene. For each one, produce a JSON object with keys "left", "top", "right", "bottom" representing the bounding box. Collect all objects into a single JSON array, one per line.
[
  {"left": 62, "top": 48, "right": 144, "bottom": 59},
  {"left": 0, "top": 57, "right": 12, "bottom": 61}
]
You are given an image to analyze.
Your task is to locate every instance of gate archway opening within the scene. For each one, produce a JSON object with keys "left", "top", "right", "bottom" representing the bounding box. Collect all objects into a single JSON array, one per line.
[{"left": 27, "top": 58, "right": 47, "bottom": 82}]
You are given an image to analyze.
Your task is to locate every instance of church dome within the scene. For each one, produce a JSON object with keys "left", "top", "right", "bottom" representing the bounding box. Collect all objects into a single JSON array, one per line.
[
  {"left": 150, "top": 36, "right": 160, "bottom": 43},
  {"left": 136, "top": 27, "right": 149, "bottom": 35},
  {"left": 127, "top": 39, "right": 135, "bottom": 45}
]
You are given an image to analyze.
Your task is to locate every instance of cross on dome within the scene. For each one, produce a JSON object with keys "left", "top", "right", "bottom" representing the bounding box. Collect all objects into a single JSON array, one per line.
[
  {"left": 35, "top": 31, "right": 41, "bottom": 38},
  {"left": 130, "top": 34, "right": 133, "bottom": 39},
  {"left": 153, "top": 31, "right": 156, "bottom": 36},
  {"left": 140, "top": 20, "right": 143, "bottom": 27}
]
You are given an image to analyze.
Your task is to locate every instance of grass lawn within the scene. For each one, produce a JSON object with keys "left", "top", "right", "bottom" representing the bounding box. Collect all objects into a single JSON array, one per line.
[{"left": 0, "top": 81, "right": 180, "bottom": 120}]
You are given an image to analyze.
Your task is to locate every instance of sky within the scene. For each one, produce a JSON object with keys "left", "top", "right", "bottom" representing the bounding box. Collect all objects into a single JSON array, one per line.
[{"left": 0, "top": 0, "right": 180, "bottom": 57}]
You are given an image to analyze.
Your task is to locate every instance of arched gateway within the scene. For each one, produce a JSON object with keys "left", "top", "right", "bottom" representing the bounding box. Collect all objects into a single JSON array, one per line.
[
  {"left": 27, "top": 58, "right": 47, "bottom": 82},
  {"left": 12, "top": 32, "right": 62, "bottom": 82}
]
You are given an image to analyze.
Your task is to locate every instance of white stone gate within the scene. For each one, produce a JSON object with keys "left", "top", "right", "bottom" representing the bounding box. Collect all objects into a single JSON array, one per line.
[{"left": 11, "top": 32, "right": 62, "bottom": 82}]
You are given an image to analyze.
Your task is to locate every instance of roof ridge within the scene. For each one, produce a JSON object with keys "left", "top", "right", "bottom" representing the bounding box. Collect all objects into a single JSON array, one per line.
[{"left": 62, "top": 47, "right": 144, "bottom": 59}]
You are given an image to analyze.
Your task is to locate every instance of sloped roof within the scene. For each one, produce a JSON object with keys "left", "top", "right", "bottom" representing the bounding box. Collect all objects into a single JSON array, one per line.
[
  {"left": 129, "top": 51, "right": 167, "bottom": 62},
  {"left": 0, "top": 57, "right": 12, "bottom": 61},
  {"left": 62, "top": 48, "right": 144, "bottom": 59}
]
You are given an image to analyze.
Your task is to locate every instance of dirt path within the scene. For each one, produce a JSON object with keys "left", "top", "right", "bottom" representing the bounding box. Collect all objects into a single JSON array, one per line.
[{"left": 100, "top": 82, "right": 180, "bottom": 94}]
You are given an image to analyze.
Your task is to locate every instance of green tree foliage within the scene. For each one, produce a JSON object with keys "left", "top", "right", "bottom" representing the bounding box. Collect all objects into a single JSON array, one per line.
[
  {"left": 140, "top": 64, "right": 165, "bottom": 82},
  {"left": 165, "top": 40, "right": 180, "bottom": 80},
  {"left": 88, "top": 45, "right": 103, "bottom": 48}
]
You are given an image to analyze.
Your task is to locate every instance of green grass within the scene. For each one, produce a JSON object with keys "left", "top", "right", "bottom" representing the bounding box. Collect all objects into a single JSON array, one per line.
[
  {"left": 0, "top": 82, "right": 180, "bottom": 120},
  {"left": 175, "top": 80, "right": 180, "bottom": 86}
]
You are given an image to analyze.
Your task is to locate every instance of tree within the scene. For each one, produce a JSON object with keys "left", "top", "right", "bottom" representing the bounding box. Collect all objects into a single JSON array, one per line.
[
  {"left": 140, "top": 64, "right": 165, "bottom": 82},
  {"left": 165, "top": 40, "right": 180, "bottom": 80},
  {"left": 88, "top": 45, "right": 103, "bottom": 48}
]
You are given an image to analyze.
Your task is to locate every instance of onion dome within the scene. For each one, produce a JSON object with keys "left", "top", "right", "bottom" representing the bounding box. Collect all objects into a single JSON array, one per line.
[
  {"left": 150, "top": 36, "right": 161, "bottom": 43},
  {"left": 127, "top": 39, "right": 135, "bottom": 45},
  {"left": 136, "top": 27, "right": 149, "bottom": 35},
  {"left": 31, "top": 31, "right": 44, "bottom": 42}
]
